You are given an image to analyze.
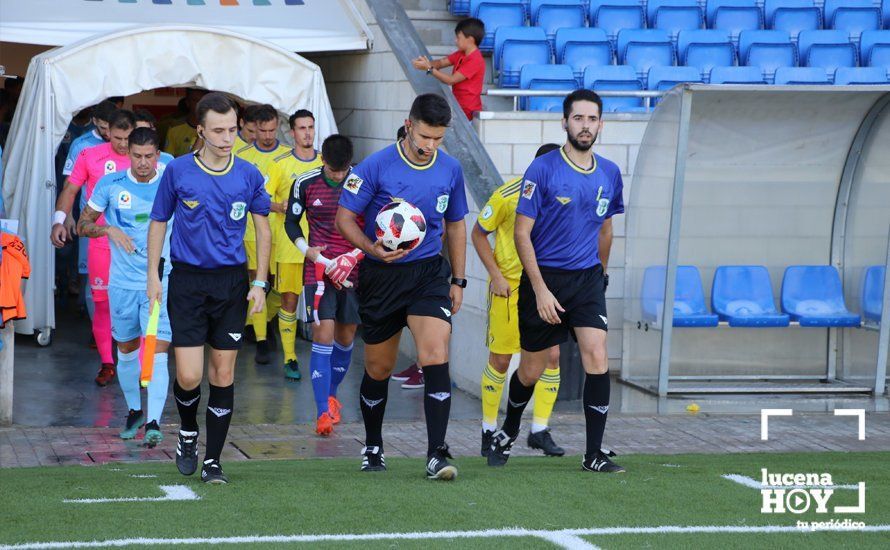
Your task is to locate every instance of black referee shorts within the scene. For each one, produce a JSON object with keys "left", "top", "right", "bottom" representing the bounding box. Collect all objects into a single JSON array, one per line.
[
  {"left": 168, "top": 262, "right": 249, "bottom": 350},
  {"left": 518, "top": 264, "right": 608, "bottom": 352},
  {"left": 357, "top": 255, "right": 452, "bottom": 345}
]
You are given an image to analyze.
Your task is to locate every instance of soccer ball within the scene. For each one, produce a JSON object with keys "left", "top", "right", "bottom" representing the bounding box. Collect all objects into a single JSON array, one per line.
[{"left": 375, "top": 201, "right": 427, "bottom": 252}]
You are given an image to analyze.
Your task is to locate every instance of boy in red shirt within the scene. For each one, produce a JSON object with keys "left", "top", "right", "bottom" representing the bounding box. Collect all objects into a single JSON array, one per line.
[{"left": 412, "top": 18, "right": 485, "bottom": 120}]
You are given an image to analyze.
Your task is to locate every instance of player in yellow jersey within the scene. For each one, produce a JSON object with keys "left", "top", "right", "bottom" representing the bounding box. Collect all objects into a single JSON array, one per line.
[
  {"left": 273, "top": 109, "right": 324, "bottom": 380},
  {"left": 237, "top": 104, "right": 291, "bottom": 365},
  {"left": 233, "top": 104, "right": 260, "bottom": 154},
  {"left": 472, "top": 143, "right": 566, "bottom": 458},
  {"left": 163, "top": 88, "right": 207, "bottom": 157}
]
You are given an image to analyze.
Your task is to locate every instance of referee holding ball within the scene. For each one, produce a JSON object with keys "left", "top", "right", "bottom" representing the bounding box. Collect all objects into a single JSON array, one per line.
[{"left": 148, "top": 92, "right": 272, "bottom": 484}]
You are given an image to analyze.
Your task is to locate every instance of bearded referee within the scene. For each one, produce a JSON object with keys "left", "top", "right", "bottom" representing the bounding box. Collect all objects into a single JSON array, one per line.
[
  {"left": 148, "top": 92, "right": 272, "bottom": 484},
  {"left": 487, "top": 89, "right": 625, "bottom": 473},
  {"left": 336, "top": 93, "right": 468, "bottom": 480}
]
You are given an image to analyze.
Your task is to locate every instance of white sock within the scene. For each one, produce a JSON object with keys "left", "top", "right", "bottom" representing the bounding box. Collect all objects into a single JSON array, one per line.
[{"left": 530, "top": 423, "right": 548, "bottom": 434}]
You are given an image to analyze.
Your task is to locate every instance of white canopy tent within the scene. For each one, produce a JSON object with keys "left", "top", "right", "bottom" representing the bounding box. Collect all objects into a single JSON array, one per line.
[
  {"left": 0, "top": 0, "right": 372, "bottom": 53},
  {"left": 1, "top": 24, "right": 340, "bottom": 339}
]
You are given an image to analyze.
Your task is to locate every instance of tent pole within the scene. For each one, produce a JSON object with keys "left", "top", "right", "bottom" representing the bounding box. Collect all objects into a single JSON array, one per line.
[
  {"left": 874, "top": 226, "right": 890, "bottom": 395},
  {"left": 656, "top": 87, "right": 693, "bottom": 397},
  {"left": 0, "top": 321, "right": 13, "bottom": 425}
]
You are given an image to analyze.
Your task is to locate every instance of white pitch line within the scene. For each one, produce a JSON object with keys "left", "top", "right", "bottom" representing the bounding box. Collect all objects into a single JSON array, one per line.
[
  {"left": 722, "top": 474, "right": 860, "bottom": 490},
  {"left": 3, "top": 525, "right": 889, "bottom": 549},
  {"left": 63, "top": 485, "right": 199, "bottom": 504},
  {"left": 537, "top": 532, "right": 602, "bottom": 549}
]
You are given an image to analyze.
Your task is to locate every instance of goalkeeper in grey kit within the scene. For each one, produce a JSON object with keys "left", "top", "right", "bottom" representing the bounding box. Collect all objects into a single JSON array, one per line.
[{"left": 335, "top": 93, "right": 469, "bottom": 480}]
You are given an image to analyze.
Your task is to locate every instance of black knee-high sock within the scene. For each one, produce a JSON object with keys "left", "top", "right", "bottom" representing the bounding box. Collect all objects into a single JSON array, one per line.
[
  {"left": 422, "top": 363, "right": 451, "bottom": 456},
  {"left": 204, "top": 383, "right": 234, "bottom": 463},
  {"left": 173, "top": 380, "right": 201, "bottom": 433},
  {"left": 360, "top": 371, "right": 389, "bottom": 448},
  {"left": 501, "top": 371, "right": 535, "bottom": 438},
  {"left": 583, "top": 372, "right": 610, "bottom": 456}
]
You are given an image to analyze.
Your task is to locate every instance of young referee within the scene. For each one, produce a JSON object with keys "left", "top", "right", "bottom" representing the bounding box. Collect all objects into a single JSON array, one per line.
[
  {"left": 487, "top": 89, "right": 626, "bottom": 473},
  {"left": 148, "top": 92, "right": 272, "bottom": 484},
  {"left": 336, "top": 93, "right": 469, "bottom": 480}
]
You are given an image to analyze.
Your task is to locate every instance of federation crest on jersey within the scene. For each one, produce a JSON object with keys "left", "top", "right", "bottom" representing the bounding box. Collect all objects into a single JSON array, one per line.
[
  {"left": 481, "top": 205, "right": 493, "bottom": 220},
  {"left": 291, "top": 201, "right": 303, "bottom": 216},
  {"left": 230, "top": 201, "right": 247, "bottom": 221},
  {"left": 344, "top": 173, "right": 363, "bottom": 194},
  {"left": 596, "top": 198, "right": 609, "bottom": 217},
  {"left": 104, "top": 160, "right": 117, "bottom": 175},
  {"left": 436, "top": 194, "right": 450, "bottom": 214},
  {"left": 521, "top": 180, "right": 537, "bottom": 199},
  {"left": 117, "top": 191, "right": 132, "bottom": 209}
]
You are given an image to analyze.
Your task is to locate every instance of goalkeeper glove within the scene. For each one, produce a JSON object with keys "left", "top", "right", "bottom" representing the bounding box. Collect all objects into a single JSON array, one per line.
[{"left": 325, "top": 248, "right": 364, "bottom": 289}]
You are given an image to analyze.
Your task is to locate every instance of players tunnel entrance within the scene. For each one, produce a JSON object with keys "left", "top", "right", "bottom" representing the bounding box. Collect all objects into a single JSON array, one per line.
[{"left": 621, "top": 84, "right": 890, "bottom": 396}]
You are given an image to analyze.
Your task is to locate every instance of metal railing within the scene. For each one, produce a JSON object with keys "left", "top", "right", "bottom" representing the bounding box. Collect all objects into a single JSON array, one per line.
[{"left": 485, "top": 89, "right": 666, "bottom": 112}]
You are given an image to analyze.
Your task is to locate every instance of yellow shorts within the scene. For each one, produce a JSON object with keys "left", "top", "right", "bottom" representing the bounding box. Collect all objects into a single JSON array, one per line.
[
  {"left": 487, "top": 280, "right": 521, "bottom": 355},
  {"left": 275, "top": 262, "right": 304, "bottom": 295},
  {"left": 244, "top": 240, "right": 277, "bottom": 275}
]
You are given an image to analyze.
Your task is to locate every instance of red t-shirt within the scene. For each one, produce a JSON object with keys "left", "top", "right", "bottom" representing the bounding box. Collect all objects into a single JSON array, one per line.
[{"left": 447, "top": 48, "right": 485, "bottom": 120}]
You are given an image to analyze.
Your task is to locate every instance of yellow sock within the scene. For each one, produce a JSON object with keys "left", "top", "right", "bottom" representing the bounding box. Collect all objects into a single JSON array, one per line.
[
  {"left": 481, "top": 364, "right": 507, "bottom": 430},
  {"left": 251, "top": 304, "right": 267, "bottom": 341},
  {"left": 278, "top": 309, "right": 298, "bottom": 363},
  {"left": 532, "top": 368, "right": 560, "bottom": 431},
  {"left": 266, "top": 289, "right": 281, "bottom": 322}
]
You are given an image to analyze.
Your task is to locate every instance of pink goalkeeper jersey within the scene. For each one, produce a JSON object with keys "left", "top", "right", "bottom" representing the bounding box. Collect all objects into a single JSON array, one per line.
[{"left": 68, "top": 143, "right": 131, "bottom": 250}]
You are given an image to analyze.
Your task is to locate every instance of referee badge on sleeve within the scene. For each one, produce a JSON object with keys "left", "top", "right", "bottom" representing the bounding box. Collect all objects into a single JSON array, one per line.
[
  {"left": 436, "top": 194, "right": 450, "bottom": 214},
  {"left": 596, "top": 198, "right": 609, "bottom": 217},
  {"left": 344, "top": 174, "right": 363, "bottom": 194},
  {"left": 521, "top": 180, "right": 537, "bottom": 199}
]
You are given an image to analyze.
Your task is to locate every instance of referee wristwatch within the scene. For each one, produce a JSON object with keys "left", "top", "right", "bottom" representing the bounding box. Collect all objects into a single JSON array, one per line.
[
  {"left": 450, "top": 277, "right": 467, "bottom": 288},
  {"left": 252, "top": 279, "right": 271, "bottom": 294}
]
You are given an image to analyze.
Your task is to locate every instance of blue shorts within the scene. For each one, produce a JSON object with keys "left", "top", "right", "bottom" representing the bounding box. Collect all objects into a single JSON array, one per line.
[{"left": 108, "top": 286, "right": 172, "bottom": 343}]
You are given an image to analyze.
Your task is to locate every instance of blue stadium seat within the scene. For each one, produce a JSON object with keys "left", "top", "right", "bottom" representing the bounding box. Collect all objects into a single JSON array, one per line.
[
  {"left": 823, "top": 0, "right": 881, "bottom": 42},
  {"left": 862, "top": 266, "right": 885, "bottom": 324},
  {"left": 739, "top": 30, "right": 797, "bottom": 83},
  {"left": 707, "top": 0, "right": 764, "bottom": 43},
  {"left": 678, "top": 30, "right": 736, "bottom": 80},
  {"left": 451, "top": 0, "right": 472, "bottom": 16},
  {"left": 494, "top": 26, "right": 551, "bottom": 88},
  {"left": 833, "top": 66, "right": 889, "bottom": 84},
  {"left": 617, "top": 29, "right": 675, "bottom": 82},
  {"left": 860, "top": 30, "right": 890, "bottom": 68},
  {"left": 781, "top": 266, "right": 861, "bottom": 327},
  {"left": 472, "top": 0, "right": 528, "bottom": 53},
  {"left": 589, "top": 0, "right": 646, "bottom": 43},
  {"left": 765, "top": 0, "right": 822, "bottom": 42},
  {"left": 647, "top": 0, "right": 704, "bottom": 41},
  {"left": 647, "top": 65, "right": 703, "bottom": 90},
  {"left": 884, "top": 0, "right": 890, "bottom": 29},
  {"left": 711, "top": 266, "right": 790, "bottom": 327},
  {"left": 555, "top": 28, "right": 613, "bottom": 83},
  {"left": 709, "top": 65, "right": 769, "bottom": 82},
  {"left": 641, "top": 266, "right": 720, "bottom": 327},
  {"left": 530, "top": 0, "right": 587, "bottom": 53},
  {"left": 520, "top": 64, "right": 578, "bottom": 111},
  {"left": 583, "top": 65, "right": 646, "bottom": 111},
  {"left": 798, "top": 30, "right": 858, "bottom": 76},
  {"left": 774, "top": 66, "right": 832, "bottom": 83}
]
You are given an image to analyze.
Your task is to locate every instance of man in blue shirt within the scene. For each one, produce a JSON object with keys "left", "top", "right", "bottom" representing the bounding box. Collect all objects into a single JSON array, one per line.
[
  {"left": 488, "top": 89, "right": 626, "bottom": 474},
  {"left": 77, "top": 127, "right": 173, "bottom": 448},
  {"left": 336, "top": 94, "right": 469, "bottom": 480},
  {"left": 148, "top": 93, "right": 272, "bottom": 485}
]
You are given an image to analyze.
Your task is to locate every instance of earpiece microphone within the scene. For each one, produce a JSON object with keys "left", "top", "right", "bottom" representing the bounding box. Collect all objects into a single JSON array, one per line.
[{"left": 407, "top": 130, "right": 426, "bottom": 157}]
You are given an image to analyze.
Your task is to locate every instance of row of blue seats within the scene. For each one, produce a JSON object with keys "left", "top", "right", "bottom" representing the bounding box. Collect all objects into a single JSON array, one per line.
[
  {"left": 519, "top": 64, "right": 889, "bottom": 111},
  {"left": 452, "top": 0, "right": 890, "bottom": 53},
  {"left": 494, "top": 26, "right": 890, "bottom": 87},
  {"left": 641, "top": 265, "right": 885, "bottom": 328}
]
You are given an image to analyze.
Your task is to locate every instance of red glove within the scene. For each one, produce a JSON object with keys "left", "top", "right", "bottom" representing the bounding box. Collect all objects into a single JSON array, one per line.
[{"left": 325, "top": 248, "right": 364, "bottom": 289}]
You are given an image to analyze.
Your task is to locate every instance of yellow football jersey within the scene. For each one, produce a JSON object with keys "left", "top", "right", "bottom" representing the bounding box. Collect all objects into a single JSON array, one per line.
[
  {"left": 164, "top": 122, "right": 198, "bottom": 157},
  {"left": 273, "top": 150, "right": 324, "bottom": 264},
  {"left": 237, "top": 142, "right": 291, "bottom": 243},
  {"left": 477, "top": 177, "right": 523, "bottom": 281},
  {"left": 233, "top": 134, "right": 253, "bottom": 156}
]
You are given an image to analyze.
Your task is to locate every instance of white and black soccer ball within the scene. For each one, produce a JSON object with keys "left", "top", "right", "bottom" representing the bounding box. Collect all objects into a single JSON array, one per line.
[{"left": 375, "top": 201, "right": 427, "bottom": 252}]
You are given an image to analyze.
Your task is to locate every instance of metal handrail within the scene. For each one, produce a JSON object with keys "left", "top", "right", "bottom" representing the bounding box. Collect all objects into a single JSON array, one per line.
[{"left": 484, "top": 89, "right": 665, "bottom": 112}]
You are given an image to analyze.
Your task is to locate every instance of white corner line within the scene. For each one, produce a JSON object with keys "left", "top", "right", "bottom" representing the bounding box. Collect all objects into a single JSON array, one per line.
[
  {"left": 834, "top": 409, "right": 866, "bottom": 440},
  {"left": 63, "top": 485, "right": 199, "bottom": 504},
  {"left": 536, "top": 532, "right": 602, "bottom": 550},
  {"left": 761, "top": 408, "right": 793, "bottom": 441}
]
